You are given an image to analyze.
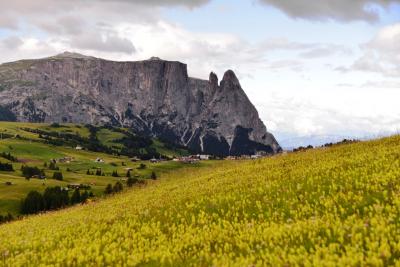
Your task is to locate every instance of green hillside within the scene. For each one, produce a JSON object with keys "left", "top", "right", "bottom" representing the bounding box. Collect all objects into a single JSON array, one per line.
[
  {"left": 0, "top": 122, "right": 190, "bottom": 216},
  {"left": 0, "top": 133, "right": 399, "bottom": 265},
  {"left": 0, "top": 122, "right": 189, "bottom": 158}
]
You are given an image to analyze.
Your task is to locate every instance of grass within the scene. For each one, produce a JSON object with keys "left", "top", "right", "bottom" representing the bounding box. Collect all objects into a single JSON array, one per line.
[
  {"left": 0, "top": 143, "right": 197, "bottom": 216},
  {"left": 151, "top": 139, "right": 189, "bottom": 158},
  {"left": 0, "top": 122, "right": 192, "bottom": 216},
  {"left": 96, "top": 128, "right": 125, "bottom": 148},
  {"left": 40, "top": 124, "right": 91, "bottom": 138},
  {"left": 0, "top": 139, "right": 65, "bottom": 160},
  {"left": 0, "top": 134, "right": 399, "bottom": 265}
]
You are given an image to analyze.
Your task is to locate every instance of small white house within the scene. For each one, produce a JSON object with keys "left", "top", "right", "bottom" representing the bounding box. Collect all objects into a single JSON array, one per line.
[
  {"left": 94, "top": 158, "right": 104, "bottom": 163},
  {"left": 75, "top": 146, "right": 83, "bottom": 150},
  {"left": 150, "top": 158, "right": 159, "bottom": 163},
  {"left": 199, "top": 155, "right": 210, "bottom": 160}
]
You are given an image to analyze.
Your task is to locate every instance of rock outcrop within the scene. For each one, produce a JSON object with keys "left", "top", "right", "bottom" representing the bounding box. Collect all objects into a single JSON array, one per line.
[{"left": 0, "top": 52, "right": 281, "bottom": 155}]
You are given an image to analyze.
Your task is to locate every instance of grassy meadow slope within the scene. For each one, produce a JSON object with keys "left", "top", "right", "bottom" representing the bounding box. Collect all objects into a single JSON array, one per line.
[
  {"left": 0, "top": 122, "right": 190, "bottom": 216},
  {"left": 0, "top": 135, "right": 399, "bottom": 265}
]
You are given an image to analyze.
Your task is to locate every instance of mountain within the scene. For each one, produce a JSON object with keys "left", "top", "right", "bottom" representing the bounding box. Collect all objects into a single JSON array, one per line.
[
  {"left": 278, "top": 134, "right": 358, "bottom": 150},
  {"left": 0, "top": 52, "right": 281, "bottom": 156}
]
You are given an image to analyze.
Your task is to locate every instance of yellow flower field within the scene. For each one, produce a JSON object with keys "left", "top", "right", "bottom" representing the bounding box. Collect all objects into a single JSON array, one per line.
[{"left": 0, "top": 135, "right": 400, "bottom": 266}]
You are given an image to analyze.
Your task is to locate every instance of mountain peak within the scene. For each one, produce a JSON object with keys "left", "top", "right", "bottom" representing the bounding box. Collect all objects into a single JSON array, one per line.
[
  {"left": 147, "top": 56, "right": 163, "bottom": 61},
  {"left": 221, "top": 69, "right": 240, "bottom": 88},
  {"left": 52, "top": 51, "right": 94, "bottom": 59},
  {"left": 209, "top": 72, "right": 218, "bottom": 87}
]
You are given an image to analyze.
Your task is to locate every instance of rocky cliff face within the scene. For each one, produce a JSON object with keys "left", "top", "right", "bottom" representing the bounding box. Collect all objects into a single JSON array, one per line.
[{"left": 0, "top": 52, "right": 281, "bottom": 155}]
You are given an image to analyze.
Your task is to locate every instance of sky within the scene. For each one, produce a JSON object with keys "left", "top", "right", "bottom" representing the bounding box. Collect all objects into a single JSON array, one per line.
[{"left": 0, "top": 0, "right": 399, "bottom": 147}]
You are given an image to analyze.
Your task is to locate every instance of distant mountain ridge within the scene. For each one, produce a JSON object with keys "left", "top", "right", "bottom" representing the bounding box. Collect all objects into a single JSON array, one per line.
[
  {"left": 275, "top": 133, "right": 392, "bottom": 150},
  {"left": 0, "top": 52, "right": 281, "bottom": 156}
]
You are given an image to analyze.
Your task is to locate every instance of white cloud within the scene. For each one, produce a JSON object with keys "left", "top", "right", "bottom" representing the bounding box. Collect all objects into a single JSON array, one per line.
[
  {"left": 337, "top": 23, "right": 400, "bottom": 77},
  {"left": 360, "top": 80, "right": 400, "bottom": 88},
  {"left": 298, "top": 45, "right": 352, "bottom": 58},
  {"left": 0, "top": 0, "right": 211, "bottom": 31},
  {"left": 0, "top": 0, "right": 209, "bottom": 55},
  {"left": 69, "top": 33, "right": 136, "bottom": 55},
  {"left": 251, "top": 86, "right": 400, "bottom": 144},
  {"left": 257, "top": 0, "right": 400, "bottom": 22},
  {"left": 1, "top": 36, "right": 23, "bottom": 49}
]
